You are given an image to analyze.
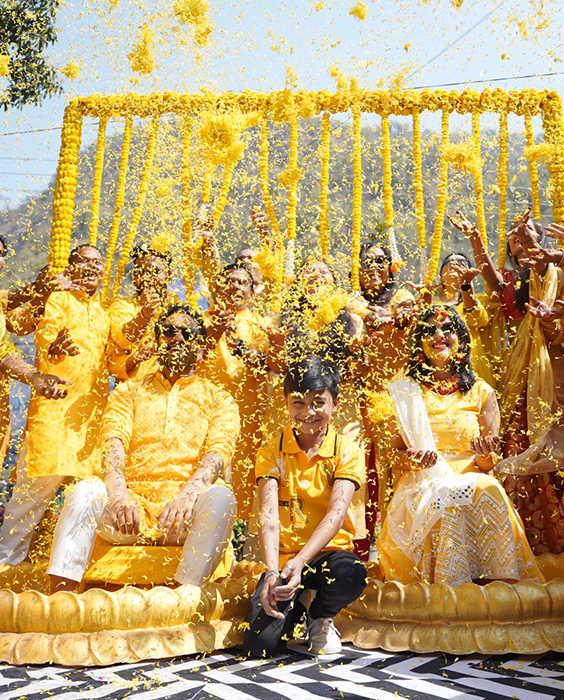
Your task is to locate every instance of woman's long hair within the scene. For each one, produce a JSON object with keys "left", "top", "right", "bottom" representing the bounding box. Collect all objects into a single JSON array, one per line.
[
  {"left": 405, "top": 305, "right": 476, "bottom": 393},
  {"left": 359, "top": 243, "right": 397, "bottom": 306}
]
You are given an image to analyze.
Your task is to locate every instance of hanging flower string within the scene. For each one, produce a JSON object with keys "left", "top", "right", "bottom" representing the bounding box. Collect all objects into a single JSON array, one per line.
[
  {"left": 471, "top": 112, "right": 488, "bottom": 249},
  {"left": 498, "top": 111, "right": 509, "bottom": 267},
  {"left": 88, "top": 116, "right": 108, "bottom": 246},
  {"left": 111, "top": 115, "right": 160, "bottom": 300},
  {"left": 351, "top": 106, "right": 362, "bottom": 292},
  {"left": 540, "top": 92, "right": 564, "bottom": 224},
  {"left": 318, "top": 112, "right": 331, "bottom": 258},
  {"left": 180, "top": 115, "right": 197, "bottom": 305},
  {"left": 524, "top": 114, "right": 542, "bottom": 221},
  {"left": 102, "top": 115, "right": 134, "bottom": 300},
  {"left": 49, "top": 102, "right": 83, "bottom": 273},
  {"left": 425, "top": 109, "right": 450, "bottom": 284}
]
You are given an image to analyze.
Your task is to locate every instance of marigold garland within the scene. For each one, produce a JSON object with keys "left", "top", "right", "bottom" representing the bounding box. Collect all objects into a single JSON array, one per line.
[
  {"left": 306, "top": 288, "right": 350, "bottom": 333},
  {"left": 471, "top": 112, "right": 488, "bottom": 248},
  {"left": 498, "top": 111, "right": 509, "bottom": 267},
  {"left": 258, "top": 114, "right": 281, "bottom": 240},
  {"left": 540, "top": 93, "right": 564, "bottom": 224},
  {"left": 425, "top": 109, "right": 450, "bottom": 284},
  {"left": 284, "top": 115, "right": 300, "bottom": 242},
  {"left": 88, "top": 116, "right": 108, "bottom": 246},
  {"left": 111, "top": 115, "right": 159, "bottom": 300},
  {"left": 351, "top": 106, "right": 362, "bottom": 292},
  {"left": 102, "top": 116, "right": 133, "bottom": 300},
  {"left": 49, "top": 102, "right": 83, "bottom": 273},
  {"left": 181, "top": 116, "right": 196, "bottom": 304},
  {"left": 412, "top": 108, "right": 425, "bottom": 250},
  {"left": 318, "top": 112, "right": 331, "bottom": 258},
  {"left": 213, "top": 161, "right": 236, "bottom": 224},
  {"left": 381, "top": 114, "right": 394, "bottom": 229},
  {"left": 524, "top": 115, "right": 543, "bottom": 221}
]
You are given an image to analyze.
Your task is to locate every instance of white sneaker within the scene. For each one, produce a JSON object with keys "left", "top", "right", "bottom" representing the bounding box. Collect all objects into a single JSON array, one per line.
[{"left": 307, "top": 616, "right": 342, "bottom": 655}]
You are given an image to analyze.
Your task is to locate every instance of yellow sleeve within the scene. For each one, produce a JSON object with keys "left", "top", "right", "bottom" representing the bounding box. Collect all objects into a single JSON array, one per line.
[
  {"left": 463, "top": 298, "right": 490, "bottom": 331},
  {"left": 255, "top": 436, "right": 282, "bottom": 481},
  {"left": 100, "top": 380, "right": 135, "bottom": 451},
  {"left": 202, "top": 385, "right": 241, "bottom": 466},
  {"left": 472, "top": 379, "right": 496, "bottom": 411},
  {"left": 334, "top": 437, "right": 365, "bottom": 489},
  {"left": 106, "top": 340, "right": 132, "bottom": 381},
  {"left": 390, "top": 288, "right": 415, "bottom": 308},
  {"left": 0, "top": 300, "right": 16, "bottom": 361},
  {"left": 109, "top": 298, "right": 137, "bottom": 351}
]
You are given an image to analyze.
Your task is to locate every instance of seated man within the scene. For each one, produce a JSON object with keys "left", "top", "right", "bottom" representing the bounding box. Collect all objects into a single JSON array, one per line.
[
  {"left": 108, "top": 243, "right": 180, "bottom": 381},
  {"left": 47, "top": 304, "right": 239, "bottom": 592},
  {"left": 244, "top": 356, "right": 367, "bottom": 658}
]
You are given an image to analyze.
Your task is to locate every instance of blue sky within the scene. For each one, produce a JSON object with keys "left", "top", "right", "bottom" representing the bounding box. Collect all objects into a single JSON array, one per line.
[{"left": 0, "top": 0, "right": 561, "bottom": 205}]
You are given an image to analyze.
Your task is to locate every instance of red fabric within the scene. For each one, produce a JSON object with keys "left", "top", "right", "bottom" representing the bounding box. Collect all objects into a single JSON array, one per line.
[
  {"left": 499, "top": 268, "right": 526, "bottom": 323},
  {"left": 354, "top": 442, "right": 378, "bottom": 561}
]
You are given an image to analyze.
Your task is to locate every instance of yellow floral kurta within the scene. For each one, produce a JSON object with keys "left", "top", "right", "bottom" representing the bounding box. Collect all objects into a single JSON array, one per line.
[
  {"left": 100, "top": 371, "right": 240, "bottom": 532},
  {"left": 198, "top": 307, "right": 270, "bottom": 519},
  {"left": 108, "top": 292, "right": 181, "bottom": 381},
  {"left": 378, "top": 380, "right": 543, "bottom": 585},
  {"left": 25, "top": 290, "right": 110, "bottom": 477}
]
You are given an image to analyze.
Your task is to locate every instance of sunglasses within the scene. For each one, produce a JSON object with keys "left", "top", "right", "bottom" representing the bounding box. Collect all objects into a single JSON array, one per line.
[
  {"left": 362, "top": 256, "right": 388, "bottom": 268},
  {"left": 421, "top": 321, "right": 456, "bottom": 337},
  {"left": 161, "top": 324, "right": 200, "bottom": 341}
]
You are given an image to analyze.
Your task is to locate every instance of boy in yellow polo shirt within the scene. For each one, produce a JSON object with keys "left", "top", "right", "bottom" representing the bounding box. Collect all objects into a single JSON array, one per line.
[{"left": 244, "top": 356, "right": 367, "bottom": 658}]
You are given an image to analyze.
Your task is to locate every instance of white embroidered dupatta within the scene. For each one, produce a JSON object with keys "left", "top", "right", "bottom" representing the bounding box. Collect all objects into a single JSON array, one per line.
[{"left": 385, "top": 377, "right": 478, "bottom": 562}]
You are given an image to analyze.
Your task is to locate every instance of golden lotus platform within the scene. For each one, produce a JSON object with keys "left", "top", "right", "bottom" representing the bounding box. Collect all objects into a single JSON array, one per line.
[{"left": 1, "top": 555, "right": 564, "bottom": 665}]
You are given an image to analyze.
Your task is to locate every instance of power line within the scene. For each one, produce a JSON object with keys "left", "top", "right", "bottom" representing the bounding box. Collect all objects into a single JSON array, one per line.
[
  {"left": 0, "top": 126, "right": 62, "bottom": 137},
  {"left": 404, "top": 3, "right": 504, "bottom": 82},
  {"left": 409, "top": 70, "right": 564, "bottom": 90},
  {"left": 0, "top": 156, "right": 58, "bottom": 162},
  {"left": 0, "top": 171, "right": 53, "bottom": 176}
]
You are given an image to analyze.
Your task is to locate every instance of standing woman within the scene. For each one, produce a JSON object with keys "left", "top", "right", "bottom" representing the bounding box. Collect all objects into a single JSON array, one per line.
[
  {"left": 450, "top": 209, "right": 564, "bottom": 554},
  {"left": 346, "top": 243, "right": 414, "bottom": 554}
]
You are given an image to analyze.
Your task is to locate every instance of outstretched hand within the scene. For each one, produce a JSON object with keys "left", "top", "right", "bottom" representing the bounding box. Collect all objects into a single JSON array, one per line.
[
  {"left": 447, "top": 211, "right": 479, "bottom": 238},
  {"left": 526, "top": 296, "right": 564, "bottom": 322},
  {"left": 406, "top": 448, "right": 438, "bottom": 471}
]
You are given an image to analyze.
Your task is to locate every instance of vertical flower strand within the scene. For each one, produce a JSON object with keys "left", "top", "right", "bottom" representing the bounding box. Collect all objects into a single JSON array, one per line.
[
  {"left": 525, "top": 115, "right": 542, "bottom": 221},
  {"left": 88, "top": 116, "right": 108, "bottom": 246},
  {"left": 425, "top": 109, "right": 450, "bottom": 284},
  {"left": 497, "top": 111, "right": 509, "bottom": 268},
  {"left": 472, "top": 111, "right": 488, "bottom": 249},
  {"left": 318, "top": 112, "right": 331, "bottom": 257},
  {"left": 351, "top": 106, "right": 362, "bottom": 292}
]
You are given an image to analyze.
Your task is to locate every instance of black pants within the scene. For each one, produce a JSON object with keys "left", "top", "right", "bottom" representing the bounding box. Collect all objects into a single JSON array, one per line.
[{"left": 243, "top": 550, "right": 367, "bottom": 658}]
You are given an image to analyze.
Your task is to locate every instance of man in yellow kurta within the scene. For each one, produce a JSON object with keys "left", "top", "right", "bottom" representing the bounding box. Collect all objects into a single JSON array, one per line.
[
  {"left": 108, "top": 244, "right": 180, "bottom": 381},
  {"left": 47, "top": 304, "right": 239, "bottom": 591},
  {"left": 199, "top": 262, "right": 272, "bottom": 519},
  {"left": 0, "top": 244, "right": 110, "bottom": 566}
]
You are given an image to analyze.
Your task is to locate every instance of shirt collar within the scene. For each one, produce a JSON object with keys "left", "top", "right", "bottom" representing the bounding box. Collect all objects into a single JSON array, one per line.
[{"left": 281, "top": 423, "right": 337, "bottom": 458}]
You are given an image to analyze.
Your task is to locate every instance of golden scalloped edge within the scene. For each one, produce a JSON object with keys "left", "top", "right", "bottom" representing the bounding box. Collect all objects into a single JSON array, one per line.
[
  {"left": 0, "top": 561, "right": 263, "bottom": 635},
  {"left": 336, "top": 613, "right": 564, "bottom": 655},
  {"left": 537, "top": 553, "right": 564, "bottom": 581},
  {"left": 347, "top": 577, "right": 564, "bottom": 625},
  {"left": 0, "top": 618, "right": 245, "bottom": 666}
]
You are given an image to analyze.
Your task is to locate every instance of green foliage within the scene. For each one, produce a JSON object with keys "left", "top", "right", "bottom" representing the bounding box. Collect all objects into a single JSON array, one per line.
[{"left": 0, "top": 0, "right": 62, "bottom": 110}]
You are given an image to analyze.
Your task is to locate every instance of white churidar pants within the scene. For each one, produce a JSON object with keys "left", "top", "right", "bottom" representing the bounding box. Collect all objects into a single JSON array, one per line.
[
  {"left": 47, "top": 479, "right": 237, "bottom": 586},
  {"left": 0, "top": 440, "right": 66, "bottom": 565}
]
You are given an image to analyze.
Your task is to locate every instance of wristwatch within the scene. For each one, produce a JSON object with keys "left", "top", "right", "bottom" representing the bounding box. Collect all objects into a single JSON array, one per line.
[{"left": 460, "top": 283, "right": 472, "bottom": 292}]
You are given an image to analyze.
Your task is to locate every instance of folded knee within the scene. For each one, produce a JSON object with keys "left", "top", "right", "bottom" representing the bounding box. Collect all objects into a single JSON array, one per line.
[
  {"left": 331, "top": 557, "right": 367, "bottom": 594},
  {"left": 198, "top": 484, "right": 237, "bottom": 518},
  {"left": 64, "top": 479, "right": 107, "bottom": 512}
]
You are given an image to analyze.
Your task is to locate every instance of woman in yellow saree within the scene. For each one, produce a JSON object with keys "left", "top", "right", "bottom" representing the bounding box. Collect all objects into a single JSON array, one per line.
[{"left": 377, "top": 305, "right": 542, "bottom": 585}]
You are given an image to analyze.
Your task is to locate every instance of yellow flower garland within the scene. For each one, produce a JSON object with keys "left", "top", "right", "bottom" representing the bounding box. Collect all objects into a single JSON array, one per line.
[
  {"left": 181, "top": 116, "right": 197, "bottom": 304},
  {"left": 524, "top": 114, "right": 542, "bottom": 221},
  {"left": 284, "top": 115, "right": 300, "bottom": 241},
  {"left": 318, "top": 112, "right": 331, "bottom": 258},
  {"left": 111, "top": 115, "right": 160, "bottom": 300},
  {"left": 101, "top": 116, "right": 133, "bottom": 300},
  {"left": 471, "top": 112, "right": 488, "bottom": 248},
  {"left": 49, "top": 102, "right": 83, "bottom": 273},
  {"left": 88, "top": 116, "right": 108, "bottom": 246},
  {"left": 351, "top": 106, "right": 362, "bottom": 292},
  {"left": 425, "top": 109, "right": 450, "bottom": 284},
  {"left": 381, "top": 113, "right": 394, "bottom": 229},
  {"left": 540, "top": 93, "right": 564, "bottom": 224},
  {"left": 259, "top": 114, "right": 281, "bottom": 240},
  {"left": 213, "top": 161, "right": 236, "bottom": 224},
  {"left": 412, "top": 107, "right": 425, "bottom": 251},
  {"left": 498, "top": 111, "right": 509, "bottom": 267}
]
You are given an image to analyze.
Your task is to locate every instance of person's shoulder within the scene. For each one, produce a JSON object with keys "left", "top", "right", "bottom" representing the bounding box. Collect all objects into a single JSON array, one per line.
[
  {"left": 109, "top": 294, "right": 138, "bottom": 313},
  {"left": 334, "top": 431, "right": 362, "bottom": 460},
  {"left": 468, "top": 378, "right": 496, "bottom": 406},
  {"left": 392, "top": 287, "right": 415, "bottom": 304}
]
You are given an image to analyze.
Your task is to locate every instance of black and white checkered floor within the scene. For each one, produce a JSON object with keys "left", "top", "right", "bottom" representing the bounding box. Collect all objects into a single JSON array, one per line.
[{"left": 2, "top": 645, "right": 564, "bottom": 699}]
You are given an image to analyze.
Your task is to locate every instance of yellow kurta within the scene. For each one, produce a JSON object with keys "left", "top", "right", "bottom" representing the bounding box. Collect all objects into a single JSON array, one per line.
[
  {"left": 108, "top": 292, "right": 181, "bottom": 381},
  {"left": 100, "top": 371, "right": 240, "bottom": 533},
  {"left": 198, "top": 307, "right": 270, "bottom": 519},
  {"left": 25, "top": 290, "right": 110, "bottom": 478},
  {"left": 378, "top": 380, "right": 543, "bottom": 585}
]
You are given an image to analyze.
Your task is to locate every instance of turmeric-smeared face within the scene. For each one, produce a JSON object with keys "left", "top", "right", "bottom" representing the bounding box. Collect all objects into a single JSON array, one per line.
[
  {"left": 420, "top": 313, "right": 460, "bottom": 364},
  {"left": 300, "top": 260, "right": 334, "bottom": 298}
]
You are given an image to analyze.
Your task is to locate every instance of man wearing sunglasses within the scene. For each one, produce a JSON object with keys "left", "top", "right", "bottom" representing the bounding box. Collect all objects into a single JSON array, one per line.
[{"left": 47, "top": 304, "right": 240, "bottom": 592}]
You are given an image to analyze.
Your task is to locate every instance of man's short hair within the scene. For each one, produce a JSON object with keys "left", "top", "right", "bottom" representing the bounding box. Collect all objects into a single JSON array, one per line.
[
  {"left": 218, "top": 262, "right": 256, "bottom": 291},
  {"left": 155, "top": 304, "right": 206, "bottom": 341},
  {"left": 131, "top": 243, "right": 173, "bottom": 268},
  {"left": 283, "top": 356, "right": 340, "bottom": 400},
  {"left": 68, "top": 243, "right": 102, "bottom": 264}
]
